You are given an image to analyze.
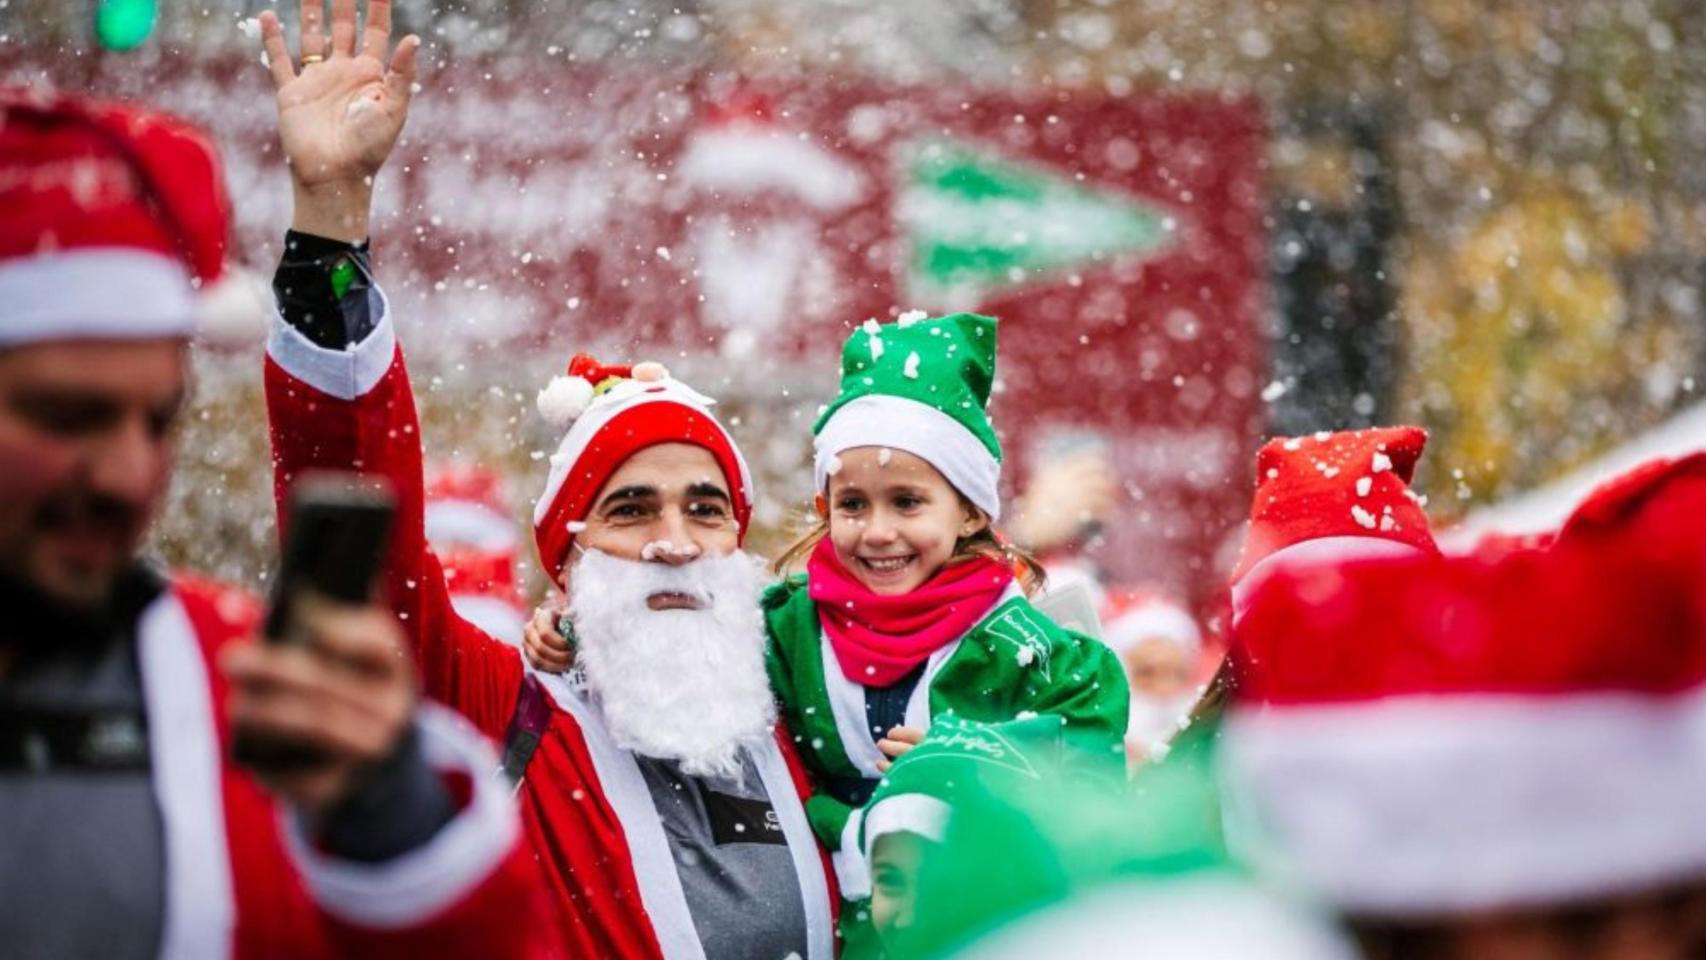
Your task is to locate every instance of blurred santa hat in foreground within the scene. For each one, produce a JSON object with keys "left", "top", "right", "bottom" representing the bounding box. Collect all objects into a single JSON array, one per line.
[
  {"left": 425, "top": 462, "right": 526, "bottom": 645},
  {"left": 1221, "top": 478, "right": 1706, "bottom": 919},
  {"left": 1228, "top": 426, "right": 1437, "bottom": 620}
]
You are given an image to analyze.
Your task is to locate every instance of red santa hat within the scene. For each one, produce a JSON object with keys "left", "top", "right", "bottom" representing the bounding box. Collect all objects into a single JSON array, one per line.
[
  {"left": 0, "top": 88, "right": 228, "bottom": 344},
  {"left": 1554, "top": 450, "right": 1706, "bottom": 551},
  {"left": 1228, "top": 426, "right": 1437, "bottom": 617},
  {"left": 1103, "top": 590, "right": 1202, "bottom": 659},
  {"left": 426, "top": 462, "right": 520, "bottom": 554},
  {"left": 1223, "top": 527, "right": 1706, "bottom": 919},
  {"left": 531, "top": 354, "right": 753, "bottom": 578}
]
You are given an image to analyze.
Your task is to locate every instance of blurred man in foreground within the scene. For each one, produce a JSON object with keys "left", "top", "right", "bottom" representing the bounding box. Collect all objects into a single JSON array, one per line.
[{"left": 0, "top": 88, "right": 547, "bottom": 958}]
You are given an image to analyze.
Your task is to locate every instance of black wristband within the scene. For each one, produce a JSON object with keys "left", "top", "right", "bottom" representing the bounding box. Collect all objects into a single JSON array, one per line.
[{"left": 273, "top": 229, "right": 381, "bottom": 350}]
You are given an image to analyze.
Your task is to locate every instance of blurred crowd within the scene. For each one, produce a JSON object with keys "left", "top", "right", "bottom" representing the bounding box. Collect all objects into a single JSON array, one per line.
[{"left": 6, "top": 2, "right": 1706, "bottom": 959}]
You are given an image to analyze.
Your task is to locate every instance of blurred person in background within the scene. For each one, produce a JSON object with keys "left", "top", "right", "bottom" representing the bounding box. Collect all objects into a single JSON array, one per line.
[
  {"left": 424, "top": 462, "right": 527, "bottom": 645},
  {"left": 1102, "top": 590, "right": 1204, "bottom": 767},
  {"left": 0, "top": 88, "right": 546, "bottom": 959},
  {"left": 1223, "top": 451, "right": 1706, "bottom": 960},
  {"left": 255, "top": 2, "right": 836, "bottom": 954}
]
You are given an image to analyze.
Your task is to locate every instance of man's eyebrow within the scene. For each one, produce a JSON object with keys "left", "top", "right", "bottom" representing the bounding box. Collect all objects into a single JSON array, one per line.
[
  {"left": 597, "top": 484, "right": 658, "bottom": 509},
  {"left": 686, "top": 481, "right": 731, "bottom": 502}
]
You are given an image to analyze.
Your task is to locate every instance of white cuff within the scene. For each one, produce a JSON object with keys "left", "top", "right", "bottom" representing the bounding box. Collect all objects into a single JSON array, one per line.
[
  {"left": 282, "top": 702, "right": 520, "bottom": 928},
  {"left": 266, "top": 284, "right": 396, "bottom": 401}
]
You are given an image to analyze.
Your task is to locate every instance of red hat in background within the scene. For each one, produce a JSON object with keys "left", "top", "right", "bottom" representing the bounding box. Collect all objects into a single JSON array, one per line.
[
  {"left": 425, "top": 462, "right": 527, "bottom": 645},
  {"left": 1228, "top": 426, "right": 1437, "bottom": 617},
  {"left": 0, "top": 88, "right": 229, "bottom": 344},
  {"left": 1554, "top": 451, "right": 1706, "bottom": 554},
  {"left": 1224, "top": 517, "right": 1706, "bottom": 919},
  {"left": 1103, "top": 589, "right": 1202, "bottom": 659}
]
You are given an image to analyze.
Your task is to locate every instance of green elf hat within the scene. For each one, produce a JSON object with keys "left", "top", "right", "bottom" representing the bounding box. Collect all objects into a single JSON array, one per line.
[
  {"left": 856, "top": 714, "right": 1066, "bottom": 870},
  {"left": 813, "top": 310, "right": 1003, "bottom": 519}
]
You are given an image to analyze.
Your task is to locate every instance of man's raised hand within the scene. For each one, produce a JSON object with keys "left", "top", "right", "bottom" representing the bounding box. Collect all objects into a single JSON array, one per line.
[{"left": 258, "top": 0, "right": 419, "bottom": 242}]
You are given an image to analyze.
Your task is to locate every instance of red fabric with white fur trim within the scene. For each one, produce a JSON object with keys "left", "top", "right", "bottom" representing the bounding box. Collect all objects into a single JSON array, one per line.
[
  {"left": 1230, "top": 426, "right": 1437, "bottom": 586},
  {"left": 0, "top": 88, "right": 228, "bottom": 289},
  {"left": 1233, "top": 537, "right": 1706, "bottom": 704},
  {"left": 533, "top": 400, "right": 751, "bottom": 579}
]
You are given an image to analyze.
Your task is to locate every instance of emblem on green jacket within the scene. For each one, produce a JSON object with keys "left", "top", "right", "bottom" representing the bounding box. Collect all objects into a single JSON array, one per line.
[{"left": 984, "top": 603, "right": 1054, "bottom": 682}]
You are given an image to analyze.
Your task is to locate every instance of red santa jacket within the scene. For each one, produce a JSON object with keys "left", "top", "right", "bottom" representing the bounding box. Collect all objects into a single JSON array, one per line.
[
  {"left": 135, "top": 576, "right": 553, "bottom": 959},
  {"left": 263, "top": 299, "right": 838, "bottom": 959}
]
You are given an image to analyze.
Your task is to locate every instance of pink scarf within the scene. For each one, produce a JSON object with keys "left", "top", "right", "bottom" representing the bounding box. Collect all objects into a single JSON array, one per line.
[{"left": 808, "top": 538, "right": 1013, "bottom": 687}]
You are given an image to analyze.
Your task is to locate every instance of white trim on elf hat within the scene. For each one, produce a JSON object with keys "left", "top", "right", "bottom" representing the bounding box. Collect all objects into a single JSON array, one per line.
[
  {"left": 814, "top": 394, "right": 1002, "bottom": 520},
  {"left": 861, "top": 793, "right": 953, "bottom": 864}
]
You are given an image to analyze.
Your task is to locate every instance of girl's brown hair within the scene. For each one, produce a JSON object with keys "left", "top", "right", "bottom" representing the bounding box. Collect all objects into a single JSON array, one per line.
[{"left": 771, "top": 500, "right": 1048, "bottom": 597}]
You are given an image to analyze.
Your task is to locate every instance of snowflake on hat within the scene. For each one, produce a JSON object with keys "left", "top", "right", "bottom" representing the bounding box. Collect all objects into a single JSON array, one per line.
[
  {"left": 1229, "top": 426, "right": 1439, "bottom": 618},
  {"left": 530, "top": 352, "right": 753, "bottom": 580}
]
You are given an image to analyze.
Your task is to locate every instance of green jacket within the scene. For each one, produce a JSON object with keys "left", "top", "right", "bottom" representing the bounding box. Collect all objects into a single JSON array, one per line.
[{"left": 762, "top": 575, "right": 1130, "bottom": 852}]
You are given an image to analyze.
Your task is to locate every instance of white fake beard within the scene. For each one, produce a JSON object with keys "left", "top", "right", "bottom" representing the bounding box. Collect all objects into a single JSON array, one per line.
[
  {"left": 1127, "top": 691, "right": 1201, "bottom": 752},
  {"left": 568, "top": 548, "right": 777, "bottom": 779}
]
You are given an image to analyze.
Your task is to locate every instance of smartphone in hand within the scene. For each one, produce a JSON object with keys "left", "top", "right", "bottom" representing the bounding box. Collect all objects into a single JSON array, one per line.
[{"left": 234, "top": 473, "right": 396, "bottom": 773}]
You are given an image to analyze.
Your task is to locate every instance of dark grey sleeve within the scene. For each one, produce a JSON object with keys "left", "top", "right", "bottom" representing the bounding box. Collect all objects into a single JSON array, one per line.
[
  {"left": 310, "top": 722, "right": 459, "bottom": 863},
  {"left": 272, "top": 229, "right": 382, "bottom": 350}
]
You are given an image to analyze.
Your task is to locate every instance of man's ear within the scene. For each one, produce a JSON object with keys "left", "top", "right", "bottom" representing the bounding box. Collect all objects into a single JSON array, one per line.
[{"left": 814, "top": 494, "right": 829, "bottom": 519}]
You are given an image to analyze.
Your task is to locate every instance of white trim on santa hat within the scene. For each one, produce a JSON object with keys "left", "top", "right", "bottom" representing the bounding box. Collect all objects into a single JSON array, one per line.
[
  {"left": 1221, "top": 684, "right": 1706, "bottom": 918},
  {"left": 1230, "top": 535, "right": 1425, "bottom": 619},
  {"left": 264, "top": 285, "right": 397, "bottom": 401},
  {"left": 814, "top": 394, "right": 1003, "bottom": 520},
  {"left": 862, "top": 793, "right": 952, "bottom": 863},
  {"left": 449, "top": 593, "right": 526, "bottom": 647},
  {"left": 425, "top": 499, "right": 520, "bottom": 553},
  {"left": 531, "top": 383, "right": 755, "bottom": 528},
  {"left": 0, "top": 248, "right": 196, "bottom": 345},
  {"left": 281, "top": 701, "right": 521, "bottom": 928},
  {"left": 1106, "top": 604, "right": 1202, "bottom": 658}
]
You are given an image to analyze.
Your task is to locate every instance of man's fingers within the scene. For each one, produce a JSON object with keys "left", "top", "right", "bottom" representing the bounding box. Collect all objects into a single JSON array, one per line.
[
  {"left": 383, "top": 34, "right": 419, "bottom": 104},
  {"left": 361, "top": 0, "right": 392, "bottom": 59},
  {"left": 329, "top": 0, "right": 357, "bottom": 58},
  {"left": 296, "top": 599, "right": 408, "bottom": 678},
  {"left": 259, "top": 11, "right": 297, "bottom": 88},
  {"left": 299, "top": 0, "right": 326, "bottom": 61}
]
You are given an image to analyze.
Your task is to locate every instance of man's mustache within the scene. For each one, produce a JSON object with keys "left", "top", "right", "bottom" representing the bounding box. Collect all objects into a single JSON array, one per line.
[{"left": 35, "top": 491, "right": 142, "bottom": 540}]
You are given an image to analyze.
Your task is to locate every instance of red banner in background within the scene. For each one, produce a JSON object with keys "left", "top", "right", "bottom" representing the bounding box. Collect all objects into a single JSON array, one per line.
[{"left": 12, "top": 54, "right": 1266, "bottom": 607}]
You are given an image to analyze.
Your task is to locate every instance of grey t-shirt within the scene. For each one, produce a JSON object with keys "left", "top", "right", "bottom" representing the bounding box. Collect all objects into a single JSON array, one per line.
[
  {"left": 636, "top": 751, "right": 809, "bottom": 960},
  {"left": 1, "top": 628, "right": 164, "bottom": 960}
]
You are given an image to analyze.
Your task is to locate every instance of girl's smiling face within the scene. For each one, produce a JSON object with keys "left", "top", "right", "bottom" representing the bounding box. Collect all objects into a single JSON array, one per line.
[{"left": 825, "top": 446, "right": 986, "bottom": 595}]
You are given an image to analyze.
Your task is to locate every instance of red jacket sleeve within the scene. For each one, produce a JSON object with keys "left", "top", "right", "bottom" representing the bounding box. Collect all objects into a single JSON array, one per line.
[{"left": 264, "top": 296, "right": 524, "bottom": 738}]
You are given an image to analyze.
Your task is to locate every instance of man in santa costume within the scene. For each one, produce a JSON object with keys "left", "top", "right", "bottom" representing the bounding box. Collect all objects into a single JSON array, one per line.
[
  {"left": 1224, "top": 469, "right": 1706, "bottom": 959},
  {"left": 0, "top": 85, "right": 551, "bottom": 957},
  {"left": 255, "top": 3, "right": 835, "bottom": 956},
  {"left": 424, "top": 462, "right": 528, "bottom": 646}
]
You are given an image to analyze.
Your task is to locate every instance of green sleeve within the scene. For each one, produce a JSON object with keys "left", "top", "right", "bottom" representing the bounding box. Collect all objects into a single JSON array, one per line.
[
  {"left": 762, "top": 584, "right": 799, "bottom": 716},
  {"left": 1029, "top": 629, "right": 1130, "bottom": 748},
  {"left": 805, "top": 793, "right": 857, "bottom": 851}
]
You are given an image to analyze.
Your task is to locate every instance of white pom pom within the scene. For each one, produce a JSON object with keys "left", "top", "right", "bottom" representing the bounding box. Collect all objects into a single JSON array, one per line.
[
  {"left": 632, "top": 361, "right": 669, "bottom": 382},
  {"left": 537, "top": 376, "right": 595, "bottom": 428}
]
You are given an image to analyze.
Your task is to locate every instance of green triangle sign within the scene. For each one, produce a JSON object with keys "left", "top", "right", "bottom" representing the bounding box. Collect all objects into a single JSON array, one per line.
[{"left": 897, "top": 138, "right": 1178, "bottom": 307}]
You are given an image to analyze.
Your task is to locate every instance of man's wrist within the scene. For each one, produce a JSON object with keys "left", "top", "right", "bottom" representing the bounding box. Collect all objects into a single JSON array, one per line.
[{"left": 290, "top": 181, "right": 374, "bottom": 245}]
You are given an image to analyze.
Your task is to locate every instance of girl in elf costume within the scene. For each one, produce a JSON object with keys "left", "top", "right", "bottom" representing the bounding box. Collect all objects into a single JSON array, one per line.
[{"left": 763, "top": 311, "right": 1128, "bottom": 951}]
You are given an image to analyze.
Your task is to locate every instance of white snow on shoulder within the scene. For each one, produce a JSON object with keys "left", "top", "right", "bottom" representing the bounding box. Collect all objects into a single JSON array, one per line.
[
  {"left": 1350, "top": 504, "right": 1378, "bottom": 530},
  {"left": 1355, "top": 476, "right": 1373, "bottom": 497},
  {"left": 897, "top": 309, "right": 928, "bottom": 327},
  {"left": 903, "top": 352, "right": 921, "bottom": 379},
  {"left": 1371, "top": 451, "right": 1394, "bottom": 473}
]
